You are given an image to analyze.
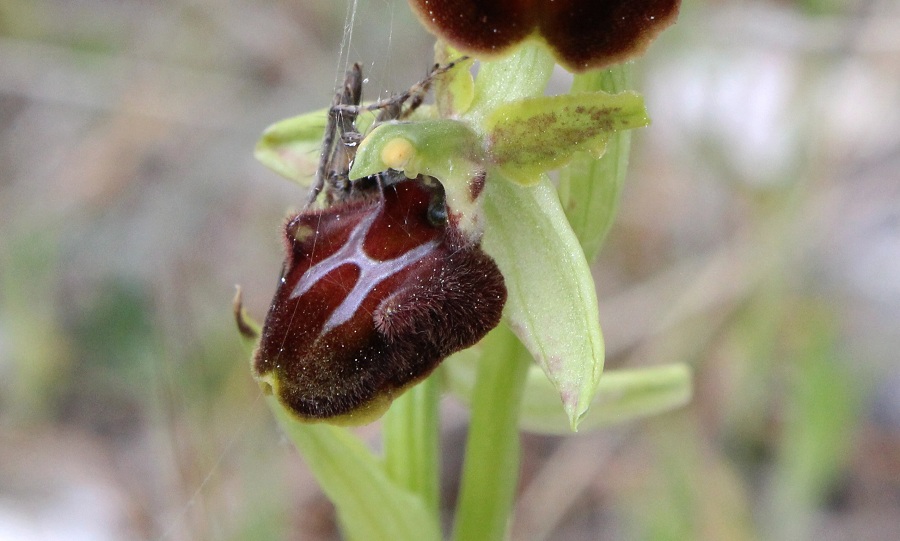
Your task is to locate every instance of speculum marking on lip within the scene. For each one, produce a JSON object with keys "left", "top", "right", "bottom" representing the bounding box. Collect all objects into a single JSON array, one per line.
[{"left": 291, "top": 207, "right": 439, "bottom": 334}]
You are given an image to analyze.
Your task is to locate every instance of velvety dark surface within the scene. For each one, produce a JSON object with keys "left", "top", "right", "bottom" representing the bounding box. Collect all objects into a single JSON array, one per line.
[
  {"left": 255, "top": 180, "right": 506, "bottom": 419},
  {"left": 409, "top": 0, "right": 680, "bottom": 71}
]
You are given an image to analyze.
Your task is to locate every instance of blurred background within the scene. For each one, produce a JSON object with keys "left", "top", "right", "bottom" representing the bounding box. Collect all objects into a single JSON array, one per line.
[{"left": 1, "top": 0, "right": 899, "bottom": 539}]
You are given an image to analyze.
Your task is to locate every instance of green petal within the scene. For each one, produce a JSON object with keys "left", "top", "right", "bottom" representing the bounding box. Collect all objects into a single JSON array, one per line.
[
  {"left": 434, "top": 42, "right": 475, "bottom": 117},
  {"left": 350, "top": 119, "right": 481, "bottom": 181},
  {"left": 270, "top": 399, "right": 441, "bottom": 541},
  {"left": 484, "top": 91, "right": 648, "bottom": 185},
  {"left": 481, "top": 174, "right": 604, "bottom": 429}
]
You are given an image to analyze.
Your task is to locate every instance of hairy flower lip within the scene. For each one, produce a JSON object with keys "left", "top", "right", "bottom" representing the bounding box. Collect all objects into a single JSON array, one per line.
[
  {"left": 253, "top": 179, "right": 507, "bottom": 424},
  {"left": 408, "top": 0, "right": 681, "bottom": 72}
]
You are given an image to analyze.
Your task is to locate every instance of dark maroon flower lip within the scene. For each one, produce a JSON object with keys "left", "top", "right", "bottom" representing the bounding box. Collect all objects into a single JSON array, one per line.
[
  {"left": 248, "top": 61, "right": 508, "bottom": 425},
  {"left": 254, "top": 179, "right": 506, "bottom": 423},
  {"left": 408, "top": 0, "right": 681, "bottom": 71}
]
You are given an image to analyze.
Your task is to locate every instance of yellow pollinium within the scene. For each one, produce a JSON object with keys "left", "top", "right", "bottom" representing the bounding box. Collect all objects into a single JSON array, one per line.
[{"left": 380, "top": 137, "right": 416, "bottom": 172}]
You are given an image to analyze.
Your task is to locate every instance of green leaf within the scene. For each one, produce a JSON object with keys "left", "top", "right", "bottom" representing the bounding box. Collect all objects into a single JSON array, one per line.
[
  {"left": 480, "top": 174, "right": 605, "bottom": 429},
  {"left": 484, "top": 91, "right": 648, "bottom": 185},
  {"left": 558, "top": 65, "right": 634, "bottom": 260},
  {"left": 444, "top": 352, "right": 692, "bottom": 434},
  {"left": 269, "top": 398, "right": 441, "bottom": 541},
  {"left": 254, "top": 108, "right": 328, "bottom": 186}
]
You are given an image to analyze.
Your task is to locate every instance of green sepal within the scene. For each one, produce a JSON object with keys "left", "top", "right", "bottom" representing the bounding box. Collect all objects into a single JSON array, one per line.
[
  {"left": 255, "top": 108, "right": 377, "bottom": 186},
  {"left": 481, "top": 174, "right": 604, "bottom": 430},
  {"left": 254, "top": 108, "right": 328, "bottom": 186},
  {"left": 484, "top": 91, "right": 649, "bottom": 185},
  {"left": 269, "top": 398, "right": 441, "bottom": 541}
]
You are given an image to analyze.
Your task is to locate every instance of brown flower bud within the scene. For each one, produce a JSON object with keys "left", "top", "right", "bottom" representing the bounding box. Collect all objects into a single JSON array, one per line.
[{"left": 409, "top": 0, "right": 680, "bottom": 71}]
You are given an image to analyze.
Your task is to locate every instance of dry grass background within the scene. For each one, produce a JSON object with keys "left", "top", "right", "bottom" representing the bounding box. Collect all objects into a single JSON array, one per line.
[{"left": 1, "top": 0, "right": 899, "bottom": 540}]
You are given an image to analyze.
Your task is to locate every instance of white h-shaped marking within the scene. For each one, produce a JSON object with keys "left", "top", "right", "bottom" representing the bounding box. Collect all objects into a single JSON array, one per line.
[{"left": 291, "top": 209, "right": 437, "bottom": 334}]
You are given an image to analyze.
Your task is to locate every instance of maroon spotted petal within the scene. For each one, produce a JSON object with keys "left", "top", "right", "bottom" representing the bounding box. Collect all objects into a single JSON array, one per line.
[
  {"left": 409, "top": 0, "right": 680, "bottom": 72},
  {"left": 254, "top": 179, "right": 506, "bottom": 423}
]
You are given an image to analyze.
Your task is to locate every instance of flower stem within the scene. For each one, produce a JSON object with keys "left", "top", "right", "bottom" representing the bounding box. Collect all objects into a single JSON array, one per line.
[
  {"left": 452, "top": 325, "right": 531, "bottom": 541},
  {"left": 382, "top": 372, "right": 441, "bottom": 513}
]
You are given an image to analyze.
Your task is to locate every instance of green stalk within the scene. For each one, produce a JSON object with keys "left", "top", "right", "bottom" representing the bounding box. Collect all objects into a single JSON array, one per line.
[
  {"left": 382, "top": 372, "right": 441, "bottom": 513},
  {"left": 452, "top": 325, "right": 531, "bottom": 541}
]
